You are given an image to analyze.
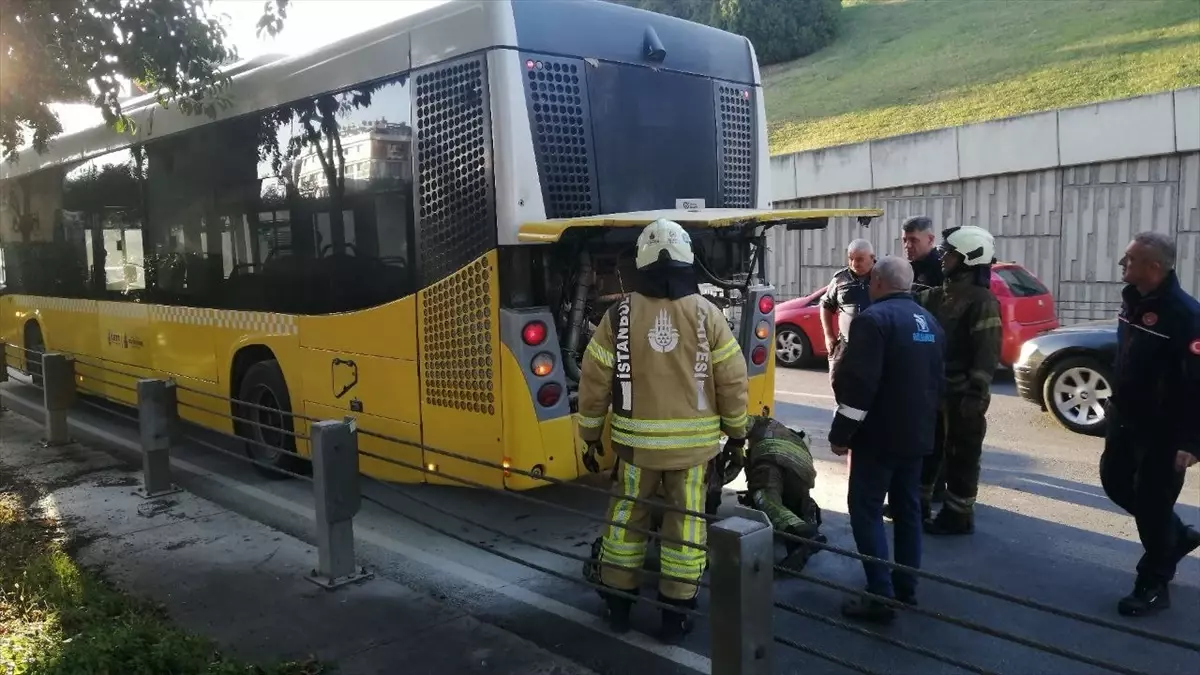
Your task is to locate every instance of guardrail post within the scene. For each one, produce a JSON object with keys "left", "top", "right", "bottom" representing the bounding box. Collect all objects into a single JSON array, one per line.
[
  {"left": 709, "top": 511, "right": 774, "bottom": 675},
  {"left": 41, "top": 353, "right": 75, "bottom": 446},
  {"left": 0, "top": 342, "right": 9, "bottom": 412},
  {"left": 307, "top": 419, "right": 372, "bottom": 590},
  {"left": 136, "top": 379, "right": 182, "bottom": 499}
]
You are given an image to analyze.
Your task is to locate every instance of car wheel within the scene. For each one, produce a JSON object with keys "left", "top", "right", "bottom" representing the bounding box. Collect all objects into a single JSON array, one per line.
[
  {"left": 1041, "top": 356, "right": 1113, "bottom": 436},
  {"left": 775, "top": 324, "right": 813, "bottom": 368}
]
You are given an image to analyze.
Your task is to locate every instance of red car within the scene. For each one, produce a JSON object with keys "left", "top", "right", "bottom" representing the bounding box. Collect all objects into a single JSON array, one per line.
[{"left": 773, "top": 262, "right": 1058, "bottom": 368}]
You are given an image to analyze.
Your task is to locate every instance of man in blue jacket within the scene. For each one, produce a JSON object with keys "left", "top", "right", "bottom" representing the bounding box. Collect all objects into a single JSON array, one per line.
[
  {"left": 1101, "top": 231, "right": 1200, "bottom": 617},
  {"left": 829, "top": 255, "right": 945, "bottom": 623}
]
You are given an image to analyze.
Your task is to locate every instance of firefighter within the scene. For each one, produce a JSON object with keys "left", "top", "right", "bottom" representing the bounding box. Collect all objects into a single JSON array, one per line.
[
  {"left": 575, "top": 218, "right": 750, "bottom": 643},
  {"left": 1100, "top": 232, "right": 1200, "bottom": 616},
  {"left": 916, "top": 225, "right": 1002, "bottom": 535},
  {"left": 737, "top": 415, "right": 827, "bottom": 572}
]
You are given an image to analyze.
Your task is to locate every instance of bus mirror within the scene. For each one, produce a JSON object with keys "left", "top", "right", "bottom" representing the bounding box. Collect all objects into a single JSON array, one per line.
[{"left": 643, "top": 27, "right": 666, "bottom": 63}]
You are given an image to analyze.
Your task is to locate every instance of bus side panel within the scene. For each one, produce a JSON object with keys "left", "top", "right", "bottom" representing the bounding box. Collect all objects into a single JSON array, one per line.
[
  {"left": 95, "top": 301, "right": 152, "bottom": 404},
  {"left": 417, "top": 251, "right": 505, "bottom": 489},
  {"left": 297, "top": 347, "right": 424, "bottom": 484},
  {"left": 497, "top": 342, "right": 577, "bottom": 491},
  {"left": 747, "top": 354, "right": 777, "bottom": 420},
  {"left": 149, "top": 304, "right": 220, "bottom": 384},
  {"left": 305, "top": 401, "right": 422, "bottom": 485},
  {"left": 5, "top": 295, "right": 102, "bottom": 379}
]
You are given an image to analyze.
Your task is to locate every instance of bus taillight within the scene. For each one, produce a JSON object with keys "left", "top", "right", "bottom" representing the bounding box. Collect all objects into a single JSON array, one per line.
[
  {"left": 751, "top": 346, "right": 767, "bottom": 366},
  {"left": 537, "top": 382, "right": 562, "bottom": 407},
  {"left": 758, "top": 295, "right": 775, "bottom": 314},
  {"left": 531, "top": 352, "right": 554, "bottom": 377},
  {"left": 522, "top": 321, "right": 547, "bottom": 346}
]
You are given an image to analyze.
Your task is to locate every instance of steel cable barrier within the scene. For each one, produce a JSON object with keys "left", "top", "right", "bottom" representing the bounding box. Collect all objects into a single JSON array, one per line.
[{"left": 2, "top": 341, "right": 1198, "bottom": 675}]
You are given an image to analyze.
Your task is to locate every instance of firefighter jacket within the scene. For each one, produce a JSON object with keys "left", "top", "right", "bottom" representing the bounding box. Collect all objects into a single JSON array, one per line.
[
  {"left": 917, "top": 272, "right": 1002, "bottom": 402},
  {"left": 746, "top": 416, "right": 817, "bottom": 491},
  {"left": 1113, "top": 270, "right": 1200, "bottom": 458},
  {"left": 829, "top": 292, "right": 945, "bottom": 457},
  {"left": 577, "top": 292, "right": 750, "bottom": 471}
]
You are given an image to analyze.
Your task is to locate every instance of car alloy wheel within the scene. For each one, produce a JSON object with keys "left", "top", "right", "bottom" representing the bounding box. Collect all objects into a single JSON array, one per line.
[
  {"left": 775, "top": 327, "right": 808, "bottom": 367},
  {"left": 1050, "top": 365, "right": 1111, "bottom": 430}
]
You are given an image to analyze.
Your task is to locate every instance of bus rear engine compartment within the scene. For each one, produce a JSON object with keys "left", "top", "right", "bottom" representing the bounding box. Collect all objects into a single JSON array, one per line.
[{"left": 542, "top": 228, "right": 768, "bottom": 411}]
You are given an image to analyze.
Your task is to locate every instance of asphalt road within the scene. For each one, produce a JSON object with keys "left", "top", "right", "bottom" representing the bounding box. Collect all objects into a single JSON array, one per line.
[
  {"left": 767, "top": 363, "right": 1200, "bottom": 675},
  {"left": 3, "top": 367, "right": 1198, "bottom": 675}
]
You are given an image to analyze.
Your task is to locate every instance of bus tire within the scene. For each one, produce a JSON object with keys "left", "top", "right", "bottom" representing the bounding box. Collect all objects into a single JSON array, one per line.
[
  {"left": 235, "top": 359, "right": 307, "bottom": 480},
  {"left": 23, "top": 321, "right": 45, "bottom": 387}
]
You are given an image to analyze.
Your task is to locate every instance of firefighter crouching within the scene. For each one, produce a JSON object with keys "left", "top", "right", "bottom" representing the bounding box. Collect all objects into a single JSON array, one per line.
[
  {"left": 736, "top": 415, "right": 827, "bottom": 572},
  {"left": 575, "top": 218, "right": 750, "bottom": 643}
]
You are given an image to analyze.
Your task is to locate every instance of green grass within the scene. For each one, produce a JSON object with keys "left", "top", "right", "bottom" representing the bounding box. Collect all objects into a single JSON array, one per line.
[
  {"left": 765, "top": 0, "right": 1200, "bottom": 154},
  {"left": 0, "top": 474, "right": 329, "bottom": 675}
]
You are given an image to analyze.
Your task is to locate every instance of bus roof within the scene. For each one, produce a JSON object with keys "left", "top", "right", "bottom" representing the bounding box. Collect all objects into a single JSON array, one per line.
[
  {"left": 516, "top": 208, "right": 884, "bottom": 243},
  {"left": 2, "top": 0, "right": 757, "bottom": 182}
]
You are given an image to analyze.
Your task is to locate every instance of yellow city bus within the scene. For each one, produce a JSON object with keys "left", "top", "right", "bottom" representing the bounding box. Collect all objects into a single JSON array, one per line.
[{"left": 0, "top": 0, "right": 879, "bottom": 490}]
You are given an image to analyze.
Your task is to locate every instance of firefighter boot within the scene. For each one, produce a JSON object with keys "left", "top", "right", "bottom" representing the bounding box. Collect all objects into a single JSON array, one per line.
[
  {"left": 1118, "top": 578, "right": 1170, "bottom": 617},
  {"left": 657, "top": 593, "right": 697, "bottom": 645},
  {"left": 601, "top": 589, "right": 637, "bottom": 634},
  {"left": 924, "top": 506, "right": 974, "bottom": 535},
  {"left": 780, "top": 531, "right": 826, "bottom": 575}
]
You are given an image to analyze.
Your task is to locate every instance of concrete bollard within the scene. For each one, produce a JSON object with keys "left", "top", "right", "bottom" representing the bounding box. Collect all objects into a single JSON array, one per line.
[
  {"left": 41, "top": 353, "right": 76, "bottom": 446},
  {"left": 709, "top": 512, "right": 775, "bottom": 675},
  {"left": 136, "top": 379, "right": 182, "bottom": 499},
  {"left": 307, "top": 419, "right": 372, "bottom": 590}
]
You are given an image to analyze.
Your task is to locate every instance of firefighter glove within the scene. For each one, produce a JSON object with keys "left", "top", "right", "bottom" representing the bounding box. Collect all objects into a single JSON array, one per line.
[
  {"left": 582, "top": 441, "right": 604, "bottom": 474},
  {"left": 718, "top": 437, "right": 746, "bottom": 483}
]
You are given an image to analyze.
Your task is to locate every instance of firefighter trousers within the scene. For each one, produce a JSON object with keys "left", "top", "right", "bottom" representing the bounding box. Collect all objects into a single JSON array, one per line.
[
  {"left": 920, "top": 396, "right": 988, "bottom": 514},
  {"left": 747, "top": 462, "right": 814, "bottom": 535},
  {"left": 600, "top": 459, "right": 708, "bottom": 601}
]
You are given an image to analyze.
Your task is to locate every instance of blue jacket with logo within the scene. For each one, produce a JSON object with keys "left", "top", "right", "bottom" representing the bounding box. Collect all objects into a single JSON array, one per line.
[
  {"left": 1113, "top": 271, "right": 1200, "bottom": 458},
  {"left": 829, "top": 292, "right": 945, "bottom": 458}
]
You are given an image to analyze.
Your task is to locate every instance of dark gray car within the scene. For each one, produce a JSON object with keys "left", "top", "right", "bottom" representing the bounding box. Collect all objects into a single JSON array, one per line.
[{"left": 1012, "top": 320, "right": 1118, "bottom": 436}]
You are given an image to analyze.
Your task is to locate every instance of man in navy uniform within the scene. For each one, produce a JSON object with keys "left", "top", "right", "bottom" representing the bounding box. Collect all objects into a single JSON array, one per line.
[
  {"left": 828, "top": 256, "right": 944, "bottom": 623},
  {"left": 1101, "top": 231, "right": 1200, "bottom": 617}
]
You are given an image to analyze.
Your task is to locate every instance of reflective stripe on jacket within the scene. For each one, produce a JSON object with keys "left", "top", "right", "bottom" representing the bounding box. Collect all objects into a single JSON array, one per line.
[{"left": 577, "top": 292, "right": 750, "bottom": 471}]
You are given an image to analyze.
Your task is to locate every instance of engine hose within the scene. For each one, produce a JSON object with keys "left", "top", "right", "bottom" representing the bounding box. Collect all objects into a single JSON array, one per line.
[{"left": 694, "top": 253, "right": 747, "bottom": 292}]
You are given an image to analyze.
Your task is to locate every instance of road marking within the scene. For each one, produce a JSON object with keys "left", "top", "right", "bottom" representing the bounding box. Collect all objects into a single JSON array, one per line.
[
  {"left": 0, "top": 388, "right": 712, "bottom": 674},
  {"left": 776, "top": 389, "right": 835, "bottom": 401}
]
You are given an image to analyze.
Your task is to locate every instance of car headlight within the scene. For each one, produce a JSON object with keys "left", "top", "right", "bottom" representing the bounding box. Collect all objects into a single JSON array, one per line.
[{"left": 1017, "top": 339, "right": 1040, "bottom": 364}]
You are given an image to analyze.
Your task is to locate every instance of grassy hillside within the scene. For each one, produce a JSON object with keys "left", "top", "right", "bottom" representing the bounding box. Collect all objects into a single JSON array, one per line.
[{"left": 765, "top": 0, "right": 1200, "bottom": 155}]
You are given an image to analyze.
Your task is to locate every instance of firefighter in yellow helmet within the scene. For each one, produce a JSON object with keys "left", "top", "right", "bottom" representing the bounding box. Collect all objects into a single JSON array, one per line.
[{"left": 576, "top": 218, "right": 750, "bottom": 643}]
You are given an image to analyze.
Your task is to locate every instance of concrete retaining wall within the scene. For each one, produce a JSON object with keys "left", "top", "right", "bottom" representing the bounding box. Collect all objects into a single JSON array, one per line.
[{"left": 769, "top": 87, "right": 1200, "bottom": 323}]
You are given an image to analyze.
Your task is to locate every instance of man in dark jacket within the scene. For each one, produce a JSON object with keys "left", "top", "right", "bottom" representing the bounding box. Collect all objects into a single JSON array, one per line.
[
  {"left": 901, "top": 215, "right": 944, "bottom": 293},
  {"left": 1101, "top": 231, "right": 1200, "bottom": 617},
  {"left": 829, "top": 255, "right": 945, "bottom": 623}
]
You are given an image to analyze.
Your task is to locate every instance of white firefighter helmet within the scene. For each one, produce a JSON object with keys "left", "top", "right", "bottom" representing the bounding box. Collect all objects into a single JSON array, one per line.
[
  {"left": 635, "top": 218, "right": 694, "bottom": 269},
  {"left": 942, "top": 225, "right": 995, "bottom": 267}
]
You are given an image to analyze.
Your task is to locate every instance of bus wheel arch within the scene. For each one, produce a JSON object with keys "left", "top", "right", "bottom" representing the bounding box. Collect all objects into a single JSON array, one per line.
[{"left": 229, "top": 345, "right": 306, "bottom": 479}]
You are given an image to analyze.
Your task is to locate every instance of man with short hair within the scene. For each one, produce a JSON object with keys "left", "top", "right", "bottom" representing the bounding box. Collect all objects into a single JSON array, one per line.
[
  {"left": 829, "top": 255, "right": 944, "bottom": 623},
  {"left": 901, "top": 216, "right": 944, "bottom": 292},
  {"left": 821, "top": 239, "right": 875, "bottom": 372},
  {"left": 1101, "top": 231, "right": 1200, "bottom": 617}
]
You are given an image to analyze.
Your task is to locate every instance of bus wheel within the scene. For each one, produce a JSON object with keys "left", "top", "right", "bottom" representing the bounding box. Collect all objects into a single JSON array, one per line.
[
  {"left": 23, "top": 322, "right": 45, "bottom": 387},
  {"left": 235, "top": 359, "right": 306, "bottom": 479}
]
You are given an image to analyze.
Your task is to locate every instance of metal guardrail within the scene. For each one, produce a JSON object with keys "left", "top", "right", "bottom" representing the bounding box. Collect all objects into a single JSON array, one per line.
[{"left": 3, "top": 340, "right": 1197, "bottom": 675}]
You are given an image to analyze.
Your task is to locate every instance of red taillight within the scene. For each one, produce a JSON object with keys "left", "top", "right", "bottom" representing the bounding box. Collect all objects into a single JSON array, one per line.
[
  {"left": 751, "top": 346, "right": 767, "bottom": 366},
  {"left": 537, "top": 382, "right": 562, "bottom": 407},
  {"left": 522, "top": 321, "right": 547, "bottom": 346},
  {"left": 758, "top": 295, "right": 775, "bottom": 314}
]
